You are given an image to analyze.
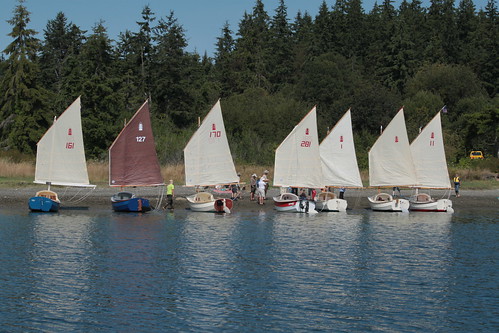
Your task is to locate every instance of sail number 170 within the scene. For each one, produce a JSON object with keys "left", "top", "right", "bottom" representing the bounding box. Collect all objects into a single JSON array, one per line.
[{"left": 210, "top": 131, "right": 221, "bottom": 138}]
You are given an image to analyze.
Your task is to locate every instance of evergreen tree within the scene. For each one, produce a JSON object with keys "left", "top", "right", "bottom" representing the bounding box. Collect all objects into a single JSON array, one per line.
[
  {"left": 456, "top": 0, "right": 478, "bottom": 64},
  {"left": 0, "top": 0, "right": 49, "bottom": 153},
  {"left": 78, "top": 22, "right": 123, "bottom": 158},
  {"left": 214, "top": 22, "right": 237, "bottom": 97},
  {"left": 232, "top": 0, "right": 271, "bottom": 91},
  {"left": 152, "top": 10, "right": 195, "bottom": 127},
  {"left": 472, "top": 0, "right": 498, "bottom": 96},
  {"left": 313, "top": 0, "right": 334, "bottom": 55},
  {"left": 40, "top": 12, "right": 85, "bottom": 110},
  {"left": 268, "top": 0, "right": 293, "bottom": 91}
]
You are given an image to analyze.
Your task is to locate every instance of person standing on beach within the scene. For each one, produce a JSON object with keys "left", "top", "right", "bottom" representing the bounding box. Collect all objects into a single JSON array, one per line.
[
  {"left": 166, "top": 179, "right": 175, "bottom": 209},
  {"left": 250, "top": 174, "right": 257, "bottom": 201},
  {"left": 257, "top": 177, "right": 266, "bottom": 205},
  {"left": 261, "top": 170, "right": 270, "bottom": 197},
  {"left": 453, "top": 174, "right": 461, "bottom": 197},
  {"left": 339, "top": 187, "right": 346, "bottom": 199}
]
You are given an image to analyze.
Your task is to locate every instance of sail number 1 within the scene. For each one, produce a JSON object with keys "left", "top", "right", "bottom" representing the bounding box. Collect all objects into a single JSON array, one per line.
[{"left": 136, "top": 136, "right": 146, "bottom": 142}]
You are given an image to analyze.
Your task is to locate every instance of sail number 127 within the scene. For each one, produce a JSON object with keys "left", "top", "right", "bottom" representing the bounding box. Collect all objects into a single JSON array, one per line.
[{"left": 136, "top": 136, "right": 146, "bottom": 142}]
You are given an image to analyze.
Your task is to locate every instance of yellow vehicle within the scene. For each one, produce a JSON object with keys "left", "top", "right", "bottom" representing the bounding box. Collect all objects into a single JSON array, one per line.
[{"left": 470, "top": 151, "right": 484, "bottom": 159}]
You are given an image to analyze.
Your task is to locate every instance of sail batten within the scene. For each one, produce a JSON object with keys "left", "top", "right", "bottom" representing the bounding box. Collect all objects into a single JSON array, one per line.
[
  {"left": 274, "top": 106, "right": 323, "bottom": 188},
  {"left": 184, "top": 100, "right": 238, "bottom": 186},
  {"left": 34, "top": 97, "right": 94, "bottom": 187},
  {"left": 109, "top": 100, "right": 164, "bottom": 187},
  {"left": 368, "top": 108, "right": 417, "bottom": 187},
  {"left": 410, "top": 112, "right": 451, "bottom": 189},
  {"left": 320, "top": 109, "right": 363, "bottom": 188}
]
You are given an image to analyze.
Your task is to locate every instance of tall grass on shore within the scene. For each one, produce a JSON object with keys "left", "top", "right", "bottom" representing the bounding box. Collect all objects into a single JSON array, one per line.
[
  {"left": 0, "top": 157, "right": 497, "bottom": 189},
  {"left": 0, "top": 158, "right": 34, "bottom": 178}
]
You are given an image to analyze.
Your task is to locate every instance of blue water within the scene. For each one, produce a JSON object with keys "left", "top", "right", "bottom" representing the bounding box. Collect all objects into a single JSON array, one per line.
[{"left": 0, "top": 206, "right": 497, "bottom": 332}]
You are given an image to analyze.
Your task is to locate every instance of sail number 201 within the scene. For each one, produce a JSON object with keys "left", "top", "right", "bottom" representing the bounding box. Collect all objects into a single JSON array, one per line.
[
  {"left": 301, "top": 140, "right": 311, "bottom": 147},
  {"left": 136, "top": 136, "right": 146, "bottom": 142}
]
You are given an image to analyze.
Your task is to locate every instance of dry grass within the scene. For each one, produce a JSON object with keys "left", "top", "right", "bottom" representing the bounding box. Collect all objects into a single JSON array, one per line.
[
  {"left": 87, "top": 162, "right": 274, "bottom": 185},
  {"left": 0, "top": 159, "right": 34, "bottom": 178},
  {"left": 448, "top": 167, "right": 498, "bottom": 181}
]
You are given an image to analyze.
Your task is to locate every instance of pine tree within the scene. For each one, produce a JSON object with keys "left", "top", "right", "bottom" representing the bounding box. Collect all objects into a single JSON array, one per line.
[
  {"left": 268, "top": 0, "right": 293, "bottom": 91},
  {"left": 40, "top": 12, "right": 85, "bottom": 110},
  {"left": 232, "top": 0, "right": 271, "bottom": 91},
  {"left": 0, "top": 0, "right": 49, "bottom": 153},
  {"left": 151, "top": 11, "right": 194, "bottom": 126},
  {"left": 214, "top": 22, "right": 237, "bottom": 97}
]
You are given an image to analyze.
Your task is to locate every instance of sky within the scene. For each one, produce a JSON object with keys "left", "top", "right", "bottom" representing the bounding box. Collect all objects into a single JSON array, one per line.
[{"left": 0, "top": 0, "right": 491, "bottom": 57}]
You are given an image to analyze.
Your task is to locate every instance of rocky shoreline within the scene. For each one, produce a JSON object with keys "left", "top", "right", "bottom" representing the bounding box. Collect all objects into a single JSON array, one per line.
[{"left": 1, "top": 185, "right": 497, "bottom": 212}]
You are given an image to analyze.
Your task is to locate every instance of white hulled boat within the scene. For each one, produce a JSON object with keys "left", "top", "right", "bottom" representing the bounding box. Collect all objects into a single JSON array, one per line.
[
  {"left": 273, "top": 106, "right": 323, "bottom": 213},
  {"left": 368, "top": 108, "right": 417, "bottom": 212},
  {"left": 183, "top": 100, "right": 238, "bottom": 213},
  {"left": 409, "top": 111, "right": 453, "bottom": 212},
  {"left": 317, "top": 109, "right": 363, "bottom": 212}
]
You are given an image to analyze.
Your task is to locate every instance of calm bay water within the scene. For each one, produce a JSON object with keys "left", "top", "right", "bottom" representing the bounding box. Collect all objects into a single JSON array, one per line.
[{"left": 0, "top": 206, "right": 497, "bottom": 332}]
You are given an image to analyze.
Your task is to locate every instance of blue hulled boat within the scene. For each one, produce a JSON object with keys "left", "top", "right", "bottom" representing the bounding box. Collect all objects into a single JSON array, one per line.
[
  {"left": 111, "top": 192, "right": 152, "bottom": 212},
  {"left": 29, "top": 97, "right": 95, "bottom": 212},
  {"left": 108, "top": 100, "right": 164, "bottom": 213},
  {"left": 29, "top": 190, "right": 61, "bottom": 212}
]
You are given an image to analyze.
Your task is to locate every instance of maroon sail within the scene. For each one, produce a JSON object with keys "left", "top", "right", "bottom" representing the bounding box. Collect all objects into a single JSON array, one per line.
[{"left": 109, "top": 100, "right": 164, "bottom": 187}]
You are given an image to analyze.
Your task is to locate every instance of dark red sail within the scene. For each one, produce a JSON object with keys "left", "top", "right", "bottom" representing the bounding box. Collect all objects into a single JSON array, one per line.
[{"left": 109, "top": 100, "right": 164, "bottom": 187}]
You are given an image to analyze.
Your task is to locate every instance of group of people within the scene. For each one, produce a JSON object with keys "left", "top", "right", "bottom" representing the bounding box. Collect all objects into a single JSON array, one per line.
[{"left": 250, "top": 170, "right": 270, "bottom": 205}]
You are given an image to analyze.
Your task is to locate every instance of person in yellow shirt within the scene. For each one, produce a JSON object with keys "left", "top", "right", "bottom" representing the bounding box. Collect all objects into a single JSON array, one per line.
[
  {"left": 166, "top": 179, "right": 175, "bottom": 209},
  {"left": 453, "top": 174, "right": 461, "bottom": 197}
]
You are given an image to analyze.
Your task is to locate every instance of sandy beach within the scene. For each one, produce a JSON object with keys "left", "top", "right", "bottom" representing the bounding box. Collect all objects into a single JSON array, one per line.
[{"left": 2, "top": 185, "right": 497, "bottom": 211}]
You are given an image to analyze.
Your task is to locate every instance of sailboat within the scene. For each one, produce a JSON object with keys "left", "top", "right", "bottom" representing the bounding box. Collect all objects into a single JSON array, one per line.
[
  {"left": 29, "top": 97, "right": 95, "bottom": 212},
  {"left": 109, "top": 100, "right": 164, "bottom": 212},
  {"left": 316, "top": 109, "right": 363, "bottom": 212},
  {"left": 183, "top": 99, "right": 238, "bottom": 213},
  {"left": 409, "top": 111, "right": 453, "bottom": 212},
  {"left": 368, "top": 108, "right": 417, "bottom": 212},
  {"left": 273, "top": 106, "right": 323, "bottom": 213}
]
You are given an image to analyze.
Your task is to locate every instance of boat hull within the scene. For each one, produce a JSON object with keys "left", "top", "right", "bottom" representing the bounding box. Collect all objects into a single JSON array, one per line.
[
  {"left": 409, "top": 198, "right": 453, "bottom": 213},
  {"left": 368, "top": 194, "right": 409, "bottom": 212},
  {"left": 315, "top": 198, "right": 347, "bottom": 212},
  {"left": 112, "top": 198, "right": 152, "bottom": 212},
  {"left": 29, "top": 196, "right": 60, "bottom": 212},
  {"left": 273, "top": 194, "right": 317, "bottom": 213},
  {"left": 186, "top": 194, "right": 233, "bottom": 213}
]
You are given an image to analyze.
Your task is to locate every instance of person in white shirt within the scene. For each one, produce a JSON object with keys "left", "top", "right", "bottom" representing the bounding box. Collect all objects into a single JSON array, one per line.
[{"left": 257, "top": 177, "right": 266, "bottom": 205}]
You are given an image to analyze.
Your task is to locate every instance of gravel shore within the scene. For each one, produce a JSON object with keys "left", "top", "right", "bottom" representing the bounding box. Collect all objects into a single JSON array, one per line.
[{"left": 2, "top": 185, "right": 497, "bottom": 212}]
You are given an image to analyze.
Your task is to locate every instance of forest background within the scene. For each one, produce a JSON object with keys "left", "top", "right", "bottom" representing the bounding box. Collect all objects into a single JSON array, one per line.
[{"left": 0, "top": 0, "right": 497, "bottom": 176}]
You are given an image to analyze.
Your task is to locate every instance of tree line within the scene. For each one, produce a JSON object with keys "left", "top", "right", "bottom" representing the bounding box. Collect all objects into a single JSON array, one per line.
[{"left": 0, "top": 0, "right": 497, "bottom": 169}]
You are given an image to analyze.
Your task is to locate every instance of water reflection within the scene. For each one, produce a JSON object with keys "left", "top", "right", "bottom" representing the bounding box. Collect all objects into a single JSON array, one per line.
[
  {"left": 0, "top": 207, "right": 496, "bottom": 332},
  {"left": 28, "top": 212, "right": 95, "bottom": 330}
]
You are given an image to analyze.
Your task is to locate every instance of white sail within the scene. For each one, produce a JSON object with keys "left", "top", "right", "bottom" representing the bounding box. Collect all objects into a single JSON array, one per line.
[
  {"left": 34, "top": 97, "right": 94, "bottom": 187},
  {"left": 320, "top": 109, "right": 363, "bottom": 188},
  {"left": 184, "top": 99, "right": 238, "bottom": 186},
  {"left": 368, "top": 108, "right": 417, "bottom": 187},
  {"left": 410, "top": 112, "right": 451, "bottom": 189},
  {"left": 274, "top": 106, "right": 323, "bottom": 188}
]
